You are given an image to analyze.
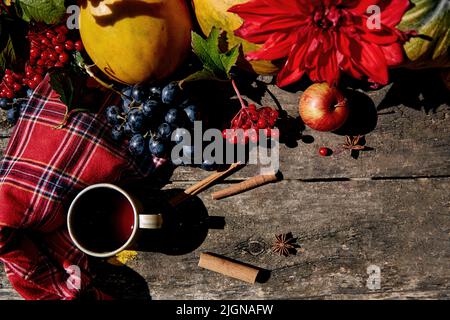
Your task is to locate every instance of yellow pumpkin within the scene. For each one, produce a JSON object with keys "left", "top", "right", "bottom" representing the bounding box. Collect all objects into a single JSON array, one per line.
[
  {"left": 79, "top": 0, "right": 192, "bottom": 85},
  {"left": 192, "top": 0, "right": 280, "bottom": 75}
]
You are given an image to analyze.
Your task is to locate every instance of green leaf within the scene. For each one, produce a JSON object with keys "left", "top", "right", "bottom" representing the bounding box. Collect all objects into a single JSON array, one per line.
[
  {"left": 15, "top": 0, "right": 66, "bottom": 24},
  {"left": 49, "top": 69, "right": 77, "bottom": 110},
  {"left": 189, "top": 27, "right": 240, "bottom": 82}
]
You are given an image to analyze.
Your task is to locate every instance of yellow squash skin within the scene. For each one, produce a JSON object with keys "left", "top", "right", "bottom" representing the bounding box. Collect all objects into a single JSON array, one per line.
[
  {"left": 192, "top": 0, "right": 280, "bottom": 75},
  {"left": 80, "top": 0, "right": 193, "bottom": 85}
]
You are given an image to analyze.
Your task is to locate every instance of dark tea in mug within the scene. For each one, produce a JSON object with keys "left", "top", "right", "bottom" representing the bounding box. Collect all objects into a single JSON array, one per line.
[{"left": 69, "top": 187, "right": 135, "bottom": 254}]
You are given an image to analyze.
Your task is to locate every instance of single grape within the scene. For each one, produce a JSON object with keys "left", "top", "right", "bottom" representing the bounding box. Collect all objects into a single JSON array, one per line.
[
  {"left": 149, "top": 137, "right": 167, "bottom": 158},
  {"left": 183, "top": 145, "right": 195, "bottom": 159},
  {"left": 128, "top": 109, "right": 145, "bottom": 133},
  {"left": 19, "top": 101, "right": 27, "bottom": 111},
  {"left": 6, "top": 105, "right": 20, "bottom": 125},
  {"left": 121, "top": 87, "right": 133, "bottom": 113},
  {"left": 0, "top": 98, "right": 10, "bottom": 110},
  {"left": 121, "top": 87, "right": 132, "bottom": 100},
  {"left": 183, "top": 105, "right": 200, "bottom": 123},
  {"left": 123, "top": 122, "right": 132, "bottom": 136},
  {"left": 106, "top": 105, "right": 120, "bottom": 125},
  {"left": 201, "top": 158, "right": 218, "bottom": 172},
  {"left": 161, "top": 82, "right": 182, "bottom": 105},
  {"left": 148, "top": 86, "right": 162, "bottom": 100},
  {"left": 158, "top": 123, "right": 173, "bottom": 141},
  {"left": 131, "top": 85, "right": 146, "bottom": 103},
  {"left": 142, "top": 100, "right": 161, "bottom": 118},
  {"left": 173, "top": 128, "right": 189, "bottom": 144},
  {"left": 165, "top": 108, "right": 184, "bottom": 126},
  {"left": 111, "top": 125, "right": 124, "bottom": 141},
  {"left": 129, "top": 134, "right": 146, "bottom": 156}
]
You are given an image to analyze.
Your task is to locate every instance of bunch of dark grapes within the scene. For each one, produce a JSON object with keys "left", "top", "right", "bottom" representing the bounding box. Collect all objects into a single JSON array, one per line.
[
  {"left": 0, "top": 24, "right": 83, "bottom": 125},
  {"left": 106, "top": 82, "right": 205, "bottom": 165}
]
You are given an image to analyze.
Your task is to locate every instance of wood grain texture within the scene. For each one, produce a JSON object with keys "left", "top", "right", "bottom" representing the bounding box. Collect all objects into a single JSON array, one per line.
[
  {"left": 0, "top": 69, "right": 449, "bottom": 300},
  {"left": 116, "top": 178, "right": 449, "bottom": 300}
]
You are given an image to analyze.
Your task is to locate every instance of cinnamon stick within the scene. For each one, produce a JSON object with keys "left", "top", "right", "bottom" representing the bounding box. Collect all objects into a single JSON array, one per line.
[
  {"left": 212, "top": 173, "right": 279, "bottom": 200},
  {"left": 169, "top": 163, "right": 242, "bottom": 207},
  {"left": 198, "top": 253, "right": 260, "bottom": 284}
]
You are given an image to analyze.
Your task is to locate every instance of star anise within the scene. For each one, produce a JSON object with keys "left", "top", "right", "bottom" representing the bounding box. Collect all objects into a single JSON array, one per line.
[
  {"left": 343, "top": 135, "right": 367, "bottom": 151},
  {"left": 272, "top": 233, "right": 297, "bottom": 257}
]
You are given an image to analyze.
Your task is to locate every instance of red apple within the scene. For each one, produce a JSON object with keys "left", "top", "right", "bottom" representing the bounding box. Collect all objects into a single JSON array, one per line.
[{"left": 299, "top": 83, "right": 350, "bottom": 132}]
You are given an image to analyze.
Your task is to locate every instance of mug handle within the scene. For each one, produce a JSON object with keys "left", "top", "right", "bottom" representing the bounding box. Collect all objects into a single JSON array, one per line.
[{"left": 139, "top": 214, "right": 163, "bottom": 229}]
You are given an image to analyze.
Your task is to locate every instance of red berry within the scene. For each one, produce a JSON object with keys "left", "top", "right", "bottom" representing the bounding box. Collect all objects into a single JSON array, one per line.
[
  {"left": 28, "top": 80, "right": 38, "bottom": 89},
  {"left": 5, "top": 77, "right": 15, "bottom": 86},
  {"left": 41, "top": 51, "right": 49, "bottom": 60},
  {"left": 74, "top": 41, "right": 84, "bottom": 52},
  {"left": 54, "top": 45, "right": 64, "bottom": 53},
  {"left": 270, "top": 129, "right": 280, "bottom": 139},
  {"left": 56, "top": 33, "right": 66, "bottom": 43},
  {"left": 222, "top": 129, "right": 228, "bottom": 139},
  {"left": 59, "top": 52, "right": 70, "bottom": 63},
  {"left": 5, "top": 69, "right": 12, "bottom": 75},
  {"left": 13, "top": 83, "right": 22, "bottom": 92},
  {"left": 46, "top": 31, "right": 55, "bottom": 39},
  {"left": 5, "top": 90, "right": 14, "bottom": 99},
  {"left": 33, "top": 74, "right": 43, "bottom": 83},
  {"left": 319, "top": 147, "right": 331, "bottom": 157},
  {"left": 248, "top": 104, "right": 256, "bottom": 111},
  {"left": 37, "top": 59, "right": 45, "bottom": 66},
  {"left": 270, "top": 110, "right": 279, "bottom": 119},
  {"left": 257, "top": 118, "right": 267, "bottom": 129},
  {"left": 64, "top": 40, "right": 75, "bottom": 51},
  {"left": 249, "top": 111, "right": 258, "bottom": 122},
  {"left": 41, "top": 38, "right": 50, "bottom": 46},
  {"left": 30, "top": 48, "right": 41, "bottom": 58},
  {"left": 48, "top": 51, "right": 58, "bottom": 61},
  {"left": 35, "top": 67, "right": 44, "bottom": 75},
  {"left": 54, "top": 62, "right": 64, "bottom": 68},
  {"left": 57, "top": 25, "right": 69, "bottom": 35}
]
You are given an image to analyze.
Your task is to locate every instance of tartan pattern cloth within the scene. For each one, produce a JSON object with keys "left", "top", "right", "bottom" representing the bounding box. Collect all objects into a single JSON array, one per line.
[{"left": 0, "top": 75, "right": 165, "bottom": 300}]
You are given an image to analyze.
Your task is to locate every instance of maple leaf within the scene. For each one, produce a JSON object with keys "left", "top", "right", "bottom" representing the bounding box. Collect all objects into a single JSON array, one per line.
[{"left": 180, "top": 27, "right": 240, "bottom": 87}]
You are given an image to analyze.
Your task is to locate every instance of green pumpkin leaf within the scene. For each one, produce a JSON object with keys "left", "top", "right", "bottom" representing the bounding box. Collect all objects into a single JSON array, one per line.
[
  {"left": 182, "top": 27, "right": 240, "bottom": 86},
  {"left": 15, "top": 0, "right": 66, "bottom": 24}
]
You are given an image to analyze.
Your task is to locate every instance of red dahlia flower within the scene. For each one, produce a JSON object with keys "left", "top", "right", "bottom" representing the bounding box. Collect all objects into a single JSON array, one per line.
[{"left": 229, "top": 0, "right": 416, "bottom": 87}]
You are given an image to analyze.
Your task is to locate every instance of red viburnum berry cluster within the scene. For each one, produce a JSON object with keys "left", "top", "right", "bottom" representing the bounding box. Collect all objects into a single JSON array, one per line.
[
  {"left": 222, "top": 80, "right": 279, "bottom": 145},
  {"left": 0, "top": 24, "right": 83, "bottom": 99}
]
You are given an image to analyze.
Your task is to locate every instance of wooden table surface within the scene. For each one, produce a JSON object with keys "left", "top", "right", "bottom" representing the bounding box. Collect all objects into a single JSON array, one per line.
[{"left": 1, "top": 70, "right": 449, "bottom": 300}]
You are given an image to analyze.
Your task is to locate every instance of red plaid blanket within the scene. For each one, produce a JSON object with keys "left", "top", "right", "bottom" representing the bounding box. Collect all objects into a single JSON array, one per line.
[{"left": 0, "top": 75, "right": 164, "bottom": 300}]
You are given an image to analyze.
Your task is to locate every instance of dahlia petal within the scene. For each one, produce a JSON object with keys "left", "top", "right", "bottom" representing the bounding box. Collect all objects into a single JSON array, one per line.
[
  {"left": 378, "top": 0, "right": 413, "bottom": 27},
  {"left": 354, "top": 16, "right": 400, "bottom": 45},
  {"left": 310, "top": 49, "right": 340, "bottom": 85},
  {"left": 354, "top": 41, "right": 389, "bottom": 84},
  {"left": 247, "top": 32, "right": 297, "bottom": 61},
  {"left": 337, "top": 33, "right": 389, "bottom": 84},
  {"left": 346, "top": 0, "right": 381, "bottom": 15},
  {"left": 276, "top": 37, "right": 310, "bottom": 87},
  {"left": 381, "top": 42, "right": 405, "bottom": 66}
]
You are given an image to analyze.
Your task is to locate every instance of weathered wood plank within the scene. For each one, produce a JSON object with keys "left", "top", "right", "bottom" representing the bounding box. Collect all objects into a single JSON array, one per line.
[
  {"left": 172, "top": 83, "right": 450, "bottom": 181},
  {"left": 88, "top": 178, "right": 449, "bottom": 300}
]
